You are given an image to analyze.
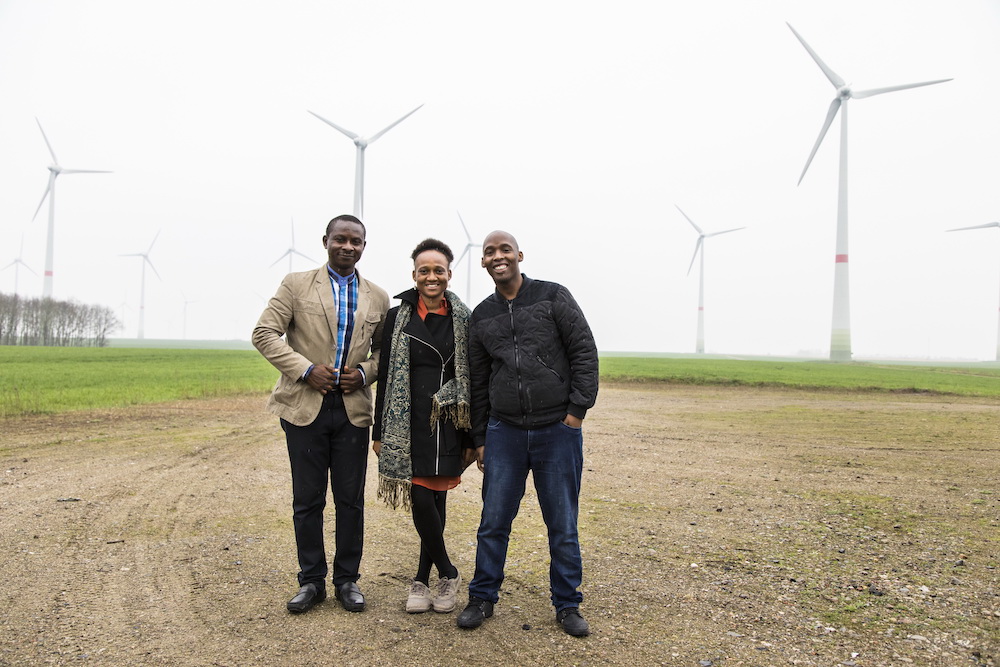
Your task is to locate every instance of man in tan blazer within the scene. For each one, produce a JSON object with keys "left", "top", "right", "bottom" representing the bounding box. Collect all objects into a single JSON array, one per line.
[{"left": 253, "top": 214, "right": 389, "bottom": 615}]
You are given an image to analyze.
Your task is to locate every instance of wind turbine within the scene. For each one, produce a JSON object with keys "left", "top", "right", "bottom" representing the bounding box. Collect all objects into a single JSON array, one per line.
[
  {"left": 270, "top": 217, "right": 317, "bottom": 273},
  {"left": 33, "top": 118, "right": 112, "bottom": 298},
  {"left": 454, "top": 211, "right": 479, "bottom": 305},
  {"left": 948, "top": 222, "right": 1000, "bottom": 361},
  {"left": 2, "top": 235, "right": 39, "bottom": 295},
  {"left": 788, "top": 23, "right": 951, "bottom": 361},
  {"left": 181, "top": 294, "right": 198, "bottom": 340},
  {"left": 121, "top": 231, "right": 161, "bottom": 340},
  {"left": 676, "top": 206, "right": 745, "bottom": 354},
  {"left": 308, "top": 105, "right": 423, "bottom": 219}
]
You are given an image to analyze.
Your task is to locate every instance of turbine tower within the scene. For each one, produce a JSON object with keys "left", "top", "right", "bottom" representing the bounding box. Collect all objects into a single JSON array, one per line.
[
  {"left": 308, "top": 105, "right": 423, "bottom": 219},
  {"left": 270, "top": 217, "right": 317, "bottom": 273},
  {"left": 676, "top": 206, "right": 745, "bottom": 354},
  {"left": 2, "top": 235, "right": 38, "bottom": 295},
  {"left": 33, "top": 118, "right": 111, "bottom": 298},
  {"left": 788, "top": 23, "right": 951, "bottom": 361},
  {"left": 948, "top": 222, "right": 1000, "bottom": 361},
  {"left": 454, "top": 211, "right": 479, "bottom": 305},
  {"left": 121, "top": 231, "right": 161, "bottom": 340}
]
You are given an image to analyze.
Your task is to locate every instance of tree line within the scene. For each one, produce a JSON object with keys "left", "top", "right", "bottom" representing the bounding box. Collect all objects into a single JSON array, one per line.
[{"left": 0, "top": 293, "right": 121, "bottom": 347}]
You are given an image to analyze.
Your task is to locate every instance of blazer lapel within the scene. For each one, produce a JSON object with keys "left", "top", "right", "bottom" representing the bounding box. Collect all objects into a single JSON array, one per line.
[{"left": 315, "top": 266, "right": 339, "bottom": 341}]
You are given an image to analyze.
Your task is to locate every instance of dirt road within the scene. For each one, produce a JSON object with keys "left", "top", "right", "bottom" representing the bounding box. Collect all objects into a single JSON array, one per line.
[{"left": 1, "top": 385, "right": 997, "bottom": 666}]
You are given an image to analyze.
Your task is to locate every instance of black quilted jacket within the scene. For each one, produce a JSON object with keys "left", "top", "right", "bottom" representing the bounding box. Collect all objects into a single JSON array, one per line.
[{"left": 469, "top": 275, "right": 599, "bottom": 446}]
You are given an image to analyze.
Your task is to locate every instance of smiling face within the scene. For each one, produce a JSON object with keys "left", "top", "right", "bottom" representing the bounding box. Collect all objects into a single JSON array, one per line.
[
  {"left": 412, "top": 249, "right": 451, "bottom": 303},
  {"left": 481, "top": 230, "right": 523, "bottom": 290},
  {"left": 323, "top": 218, "right": 366, "bottom": 275}
]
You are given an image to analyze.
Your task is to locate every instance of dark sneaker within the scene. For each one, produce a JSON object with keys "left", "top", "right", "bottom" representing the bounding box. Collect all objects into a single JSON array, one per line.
[
  {"left": 556, "top": 607, "right": 590, "bottom": 636},
  {"left": 456, "top": 596, "right": 494, "bottom": 629}
]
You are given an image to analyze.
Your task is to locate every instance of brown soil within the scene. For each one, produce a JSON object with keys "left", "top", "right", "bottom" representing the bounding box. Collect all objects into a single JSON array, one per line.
[{"left": 1, "top": 384, "right": 997, "bottom": 666}]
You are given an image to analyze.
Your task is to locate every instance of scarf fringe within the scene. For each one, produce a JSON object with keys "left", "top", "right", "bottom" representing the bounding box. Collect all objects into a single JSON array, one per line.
[
  {"left": 377, "top": 474, "right": 412, "bottom": 511},
  {"left": 430, "top": 398, "right": 471, "bottom": 431}
]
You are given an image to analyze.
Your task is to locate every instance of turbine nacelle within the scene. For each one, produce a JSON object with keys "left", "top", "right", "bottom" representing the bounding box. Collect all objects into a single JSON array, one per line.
[{"left": 837, "top": 85, "right": 853, "bottom": 100}]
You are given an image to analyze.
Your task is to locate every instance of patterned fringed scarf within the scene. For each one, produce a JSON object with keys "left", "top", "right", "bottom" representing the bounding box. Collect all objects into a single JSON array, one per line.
[{"left": 377, "top": 290, "right": 472, "bottom": 510}]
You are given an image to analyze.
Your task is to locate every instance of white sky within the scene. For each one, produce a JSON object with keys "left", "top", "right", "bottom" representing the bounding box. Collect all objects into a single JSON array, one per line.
[{"left": 1, "top": 0, "right": 998, "bottom": 359}]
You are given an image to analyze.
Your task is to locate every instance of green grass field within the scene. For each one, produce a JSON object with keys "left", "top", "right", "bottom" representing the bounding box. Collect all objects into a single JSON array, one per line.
[
  {"left": 2, "top": 347, "right": 999, "bottom": 418},
  {"left": 0, "top": 347, "right": 276, "bottom": 418},
  {"left": 599, "top": 356, "right": 1000, "bottom": 396}
]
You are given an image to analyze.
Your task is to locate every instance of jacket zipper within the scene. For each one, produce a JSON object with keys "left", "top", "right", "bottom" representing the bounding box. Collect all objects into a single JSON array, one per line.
[
  {"left": 536, "top": 355, "right": 564, "bottom": 382},
  {"left": 508, "top": 300, "right": 526, "bottom": 424},
  {"left": 407, "top": 331, "right": 447, "bottom": 475}
]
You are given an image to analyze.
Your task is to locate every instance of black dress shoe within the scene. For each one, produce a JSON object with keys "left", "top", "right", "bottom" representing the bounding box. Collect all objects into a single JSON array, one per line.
[
  {"left": 287, "top": 583, "right": 326, "bottom": 614},
  {"left": 335, "top": 582, "right": 366, "bottom": 612}
]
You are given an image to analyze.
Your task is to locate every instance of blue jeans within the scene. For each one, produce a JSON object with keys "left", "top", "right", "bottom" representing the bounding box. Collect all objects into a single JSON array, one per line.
[{"left": 468, "top": 417, "right": 584, "bottom": 611}]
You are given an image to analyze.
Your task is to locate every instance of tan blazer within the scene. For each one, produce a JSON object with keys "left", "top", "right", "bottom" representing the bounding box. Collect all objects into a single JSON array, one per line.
[{"left": 253, "top": 266, "right": 389, "bottom": 427}]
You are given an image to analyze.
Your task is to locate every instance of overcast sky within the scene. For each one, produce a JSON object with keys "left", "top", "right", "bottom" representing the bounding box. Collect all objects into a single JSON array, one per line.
[{"left": 1, "top": 1, "right": 998, "bottom": 359}]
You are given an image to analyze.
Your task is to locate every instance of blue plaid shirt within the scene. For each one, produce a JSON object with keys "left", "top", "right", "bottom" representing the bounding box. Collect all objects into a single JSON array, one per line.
[{"left": 328, "top": 266, "right": 358, "bottom": 383}]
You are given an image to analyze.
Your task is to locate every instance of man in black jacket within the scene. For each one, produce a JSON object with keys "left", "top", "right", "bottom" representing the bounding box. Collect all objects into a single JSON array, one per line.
[{"left": 457, "top": 230, "right": 599, "bottom": 637}]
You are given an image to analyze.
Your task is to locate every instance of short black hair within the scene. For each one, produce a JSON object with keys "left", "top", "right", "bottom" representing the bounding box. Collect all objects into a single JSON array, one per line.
[
  {"left": 410, "top": 237, "right": 454, "bottom": 264},
  {"left": 326, "top": 214, "right": 366, "bottom": 237}
]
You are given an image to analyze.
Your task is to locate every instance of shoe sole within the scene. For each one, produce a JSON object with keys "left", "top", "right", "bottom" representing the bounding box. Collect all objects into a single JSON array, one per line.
[{"left": 432, "top": 601, "right": 456, "bottom": 613}]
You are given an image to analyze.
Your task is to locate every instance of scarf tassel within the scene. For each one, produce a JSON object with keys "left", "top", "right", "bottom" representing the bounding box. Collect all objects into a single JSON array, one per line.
[{"left": 377, "top": 474, "right": 412, "bottom": 512}]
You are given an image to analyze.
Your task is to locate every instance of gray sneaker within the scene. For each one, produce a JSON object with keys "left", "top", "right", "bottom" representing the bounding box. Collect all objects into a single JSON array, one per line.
[
  {"left": 556, "top": 607, "right": 590, "bottom": 636},
  {"left": 405, "top": 581, "right": 433, "bottom": 614},
  {"left": 432, "top": 573, "right": 461, "bottom": 613}
]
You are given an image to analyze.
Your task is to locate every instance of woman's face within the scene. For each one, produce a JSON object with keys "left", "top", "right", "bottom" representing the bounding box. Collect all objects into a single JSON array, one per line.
[{"left": 413, "top": 249, "right": 452, "bottom": 302}]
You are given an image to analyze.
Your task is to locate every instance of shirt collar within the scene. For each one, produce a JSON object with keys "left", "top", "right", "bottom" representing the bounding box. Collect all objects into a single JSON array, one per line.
[{"left": 327, "top": 266, "right": 356, "bottom": 286}]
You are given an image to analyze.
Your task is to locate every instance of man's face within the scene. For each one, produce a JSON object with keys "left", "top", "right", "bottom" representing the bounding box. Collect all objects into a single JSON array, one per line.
[
  {"left": 323, "top": 219, "right": 366, "bottom": 275},
  {"left": 481, "top": 232, "right": 522, "bottom": 286}
]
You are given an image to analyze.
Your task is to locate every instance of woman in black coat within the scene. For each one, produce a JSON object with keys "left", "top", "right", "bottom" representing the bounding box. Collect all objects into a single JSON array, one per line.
[{"left": 373, "top": 238, "right": 474, "bottom": 614}]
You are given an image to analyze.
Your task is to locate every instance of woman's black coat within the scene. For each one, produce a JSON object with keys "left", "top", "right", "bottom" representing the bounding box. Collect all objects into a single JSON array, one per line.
[{"left": 373, "top": 289, "right": 470, "bottom": 478}]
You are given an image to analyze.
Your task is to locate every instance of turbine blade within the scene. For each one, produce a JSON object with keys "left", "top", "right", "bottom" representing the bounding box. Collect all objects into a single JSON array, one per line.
[
  {"left": 456, "top": 245, "right": 471, "bottom": 265},
  {"left": 147, "top": 230, "right": 161, "bottom": 254},
  {"left": 457, "top": 211, "right": 472, "bottom": 242},
  {"left": 269, "top": 250, "right": 293, "bottom": 267},
  {"left": 948, "top": 222, "right": 1000, "bottom": 232},
  {"left": 367, "top": 104, "right": 424, "bottom": 144},
  {"left": 290, "top": 249, "right": 317, "bottom": 263},
  {"left": 60, "top": 169, "right": 112, "bottom": 175},
  {"left": 32, "top": 179, "right": 53, "bottom": 221},
  {"left": 675, "top": 205, "right": 703, "bottom": 234},
  {"left": 36, "top": 118, "right": 58, "bottom": 163},
  {"left": 798, "top": 97, "right": 841, "bottom": 185},
  {"left": 308, "top": 111, "right": 359, "bottom": 140},
  {"left": 686, "top": 237, "right": 704, "bottom": 277},
  {"left": 290, "top": 217, "right": 296, "bottom": 246},
  {"left": 786, "top": 23, "right": 845, "bottom": 89},
  {"left": 852, "top": 78, "right": 953, "bottom": 99},
  {"left": 146, "top": 257, "right": 162, "bottom": 281},
  {"left": 705, "top": 226, "right": 747, "bottom": 239}
]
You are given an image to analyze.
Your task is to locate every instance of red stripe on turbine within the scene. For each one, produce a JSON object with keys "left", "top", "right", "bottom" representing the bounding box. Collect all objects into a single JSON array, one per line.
[
  {"left": 698, "top": 307, "right": 704, "bottom": 311},
  {"left": 45, "top": 270, "right": 54, "bottom": 276},
  {"left": 835, "top": 254, "right": 848, "bottom": 263}
]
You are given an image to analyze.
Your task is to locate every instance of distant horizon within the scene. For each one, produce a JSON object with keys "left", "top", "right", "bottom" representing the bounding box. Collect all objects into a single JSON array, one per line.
[{"left": 101, "top": 338, "right": 999, "bottom": 365}]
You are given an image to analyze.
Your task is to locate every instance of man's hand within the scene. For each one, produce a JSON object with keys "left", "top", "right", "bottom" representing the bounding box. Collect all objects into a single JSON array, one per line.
[
  {"left": 474, "top": 445, "right": 485, "bottom": 473},
  {"left": 563, "top": 414, "right": 583, "bottom": 429},
  {"left": 339, "top": 367, "right": 365, "bottom": 394},
  {"left": 305, "top": 364, "right": 339, "bottom": 394}
]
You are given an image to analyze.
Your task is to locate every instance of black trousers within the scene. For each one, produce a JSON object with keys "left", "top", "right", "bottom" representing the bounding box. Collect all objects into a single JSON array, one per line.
[{"left": 282, "top": 391, "right": 369, "bottom": 588}]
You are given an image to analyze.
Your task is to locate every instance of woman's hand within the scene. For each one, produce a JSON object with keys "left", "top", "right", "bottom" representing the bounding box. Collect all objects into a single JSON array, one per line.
[{"left": 372, "top": 441, "right": 381, "bottom": 457}]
